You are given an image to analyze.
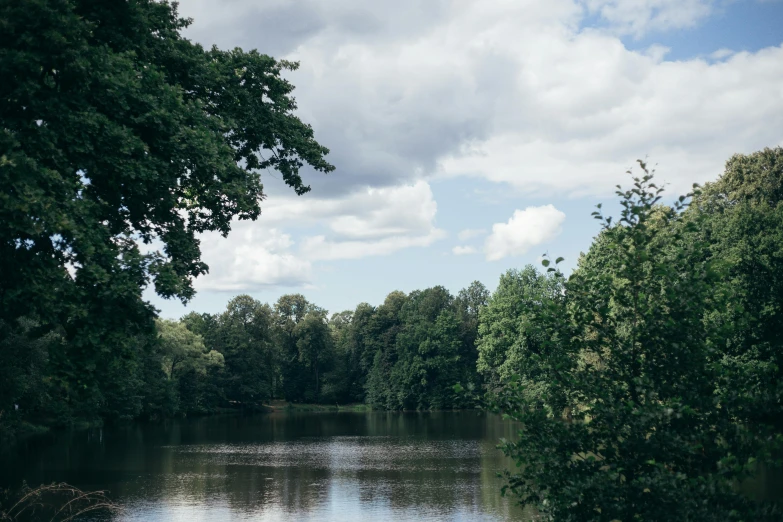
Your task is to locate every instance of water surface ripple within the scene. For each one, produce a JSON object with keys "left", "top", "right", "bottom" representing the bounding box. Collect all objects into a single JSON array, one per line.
[{"left": 2, "top": 411, "right": 530, "bottom": 521}]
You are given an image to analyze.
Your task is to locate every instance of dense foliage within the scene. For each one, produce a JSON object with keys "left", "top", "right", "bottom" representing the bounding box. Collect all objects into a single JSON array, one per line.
[
  {"left": 139, "top": 284, "right": 490, "bottom": 417},
  {"left": 0, "top": 0, "right": 332, "bottom": 431},
  {"left": 3, "top": 285, "right": 491, "bottom": 428},
  {"left": 479, "top": 150, "right": 783, "bottom": 520}
]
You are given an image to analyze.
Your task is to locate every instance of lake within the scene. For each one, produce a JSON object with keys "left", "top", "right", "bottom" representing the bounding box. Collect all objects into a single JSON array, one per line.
[{"left": 1, "top": 411, "right": 531, "bottom": 521}]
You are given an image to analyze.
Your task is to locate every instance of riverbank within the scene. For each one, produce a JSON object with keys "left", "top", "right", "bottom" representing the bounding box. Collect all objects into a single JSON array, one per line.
[
  {"left": 0, "top": 419, "right": 50, "bottom": 444},
  {"left": 3, "top": 402, "right": 486, "bottom": 445},
  {"left": 0, "top": 403, "right": 369, "bottom": 443},
  {"left": 265, "top": 401, "right": 372, "bottom": 412}
]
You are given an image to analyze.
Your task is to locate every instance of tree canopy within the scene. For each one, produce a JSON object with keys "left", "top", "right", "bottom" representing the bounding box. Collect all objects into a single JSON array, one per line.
[
  {"left": 481, "top": 150, "right": 783, "bottom": 521},
  {"left": 0, "top": 0, "right": 332, "bottom": 422}
]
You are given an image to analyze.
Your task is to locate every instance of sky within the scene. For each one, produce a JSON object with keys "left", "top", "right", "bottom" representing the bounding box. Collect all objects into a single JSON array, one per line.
[{"left": 148, "top": 0, "right": 783, "bottom": 319}]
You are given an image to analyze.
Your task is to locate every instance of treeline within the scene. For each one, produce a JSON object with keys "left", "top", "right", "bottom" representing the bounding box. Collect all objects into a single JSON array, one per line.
[
  {"left": 479, "top": 150, "right": 783, "bottom": 520},
  {"left": 1, "top": 283, "right": 491, "bottom": 427},
  {"left": 158, "top": 283, "right": 490, "bottom": 415}
]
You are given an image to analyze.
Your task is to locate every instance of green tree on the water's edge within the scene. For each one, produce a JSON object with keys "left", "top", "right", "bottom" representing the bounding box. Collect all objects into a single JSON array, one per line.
[
  {"left": 157, "top": 319, "right": 223, "bottom": 382},
  {"left": 476, "top": 150, "right": 783, "bottom": 520},
  {"left": 0, "top": 0, "right": 333, "bottom": 426}
]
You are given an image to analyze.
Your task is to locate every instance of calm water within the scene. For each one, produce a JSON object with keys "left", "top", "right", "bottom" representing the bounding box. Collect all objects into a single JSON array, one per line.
[{"left": 1, "top": 412, "right": 531, "bottom": 521}]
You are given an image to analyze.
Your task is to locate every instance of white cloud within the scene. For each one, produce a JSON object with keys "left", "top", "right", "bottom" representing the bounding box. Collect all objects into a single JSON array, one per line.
[
  {"left": 196, "top": 226, "right": 312, "bottom": 291},
  {"left": 229, "top": 180, "right": 447, "bottom": 261},
  {"left": 452, "top": 245, "right": 478, "bottom": 255},
  {"left": 709, "top": 48, "right": 734, "bottom": 60},
  {"left": 485, "top": 205, "right": 566, "bottom": 261},
  {"left": 177, "top": 181, "right": 447, "bottom": 292},
  {"left": 438, "top": 38, "right": 783, "bottom": 198},
  {"left": 581, "top": 0, "right": 715, "bottom": 37},
  {"left": 457, "top": 228, "right": 486, "bottom": 241},
  {"left": 326, "top": 181, "right": 440, "bottom": 240},
  {"left": 301, "top": 229, "right": 446, "bottom": 260},
  {"left": 260, "top": 181, "right": 438, "bottom": 233},
  {"left": 262, "top": 181, "right": 447, "bottom": 260},
  {"left": 179, "top": 1, "right": 783, "bottom": 202},
  {"left": 169, "top": 0, "right": 783, "bottom": 298}
]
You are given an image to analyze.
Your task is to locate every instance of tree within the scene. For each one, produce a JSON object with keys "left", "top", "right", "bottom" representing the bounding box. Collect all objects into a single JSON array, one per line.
[
  {"left": 352, "top": 302, "right": 378, "bottom": 389},
  {"left": 0, "top": 318, "right": 55, "bottom": 435},
  {"left": 295, "top": 309, "right": 333, "bottom": 402},
  {"left": 456, "top": 281, "right": 490, "bottom": 324},
  {"left": 0, "top": 0, "right": 332, "bottom": 420},
  {"left": 396, "top": 286, "right": 462, "bottom": 410},
  {"left": 154, "top": 318, "right": 223, "bottom": 415},
  {"left": 321, "top": 311, "right": 355, "bottom": 403},
  {"left": 476, "top": 267, "right": 564, "bottom": 409},
  {"left": 274, "top": 294, "right": 313, "bottom": 402},
  {"left": 454, "top": 280, "right": 489, "bottom": 392},
  {"left": 687, "top": 147, "right": 783, "bottom": 486},
  {"left": 365, "top": 291, "right": 407, "bottom": 409},
  {"left": 156, "top": 319, "right": 222, "bottom": 381},
  {"left": 212, "top": 296, "right": 277, "bottom": 406},
  {"left": 488, "top": 162, "right": 782, "bottom": 520},
  {"left": 365, "top": 287, "right": 474, "bottom": 410}
]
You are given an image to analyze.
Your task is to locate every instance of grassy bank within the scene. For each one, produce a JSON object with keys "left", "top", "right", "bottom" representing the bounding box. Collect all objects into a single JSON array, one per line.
[
  {"left": 266, "top": 401, "right": 372, "bottom": 412},
  {"left": 0, "top": 420, "right": 50, "bottom": 442}
]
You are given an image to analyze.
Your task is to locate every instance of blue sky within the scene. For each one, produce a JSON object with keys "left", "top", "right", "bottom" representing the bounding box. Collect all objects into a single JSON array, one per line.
[
  {"left": 148, "top": 0, "right": 783, "bottom": 319},
  {"left": 619, "top": 0, "right": 783, "bottom": 58}
]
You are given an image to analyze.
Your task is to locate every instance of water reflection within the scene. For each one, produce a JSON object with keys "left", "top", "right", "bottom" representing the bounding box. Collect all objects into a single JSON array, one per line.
[{"left": 1, "top": 412, "right": 531, "bottom": 521}]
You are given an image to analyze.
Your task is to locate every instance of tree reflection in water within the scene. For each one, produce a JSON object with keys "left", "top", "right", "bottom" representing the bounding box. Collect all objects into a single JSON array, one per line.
[{"left": 2, "top": 412, "right": 537, "bottom": 521}]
